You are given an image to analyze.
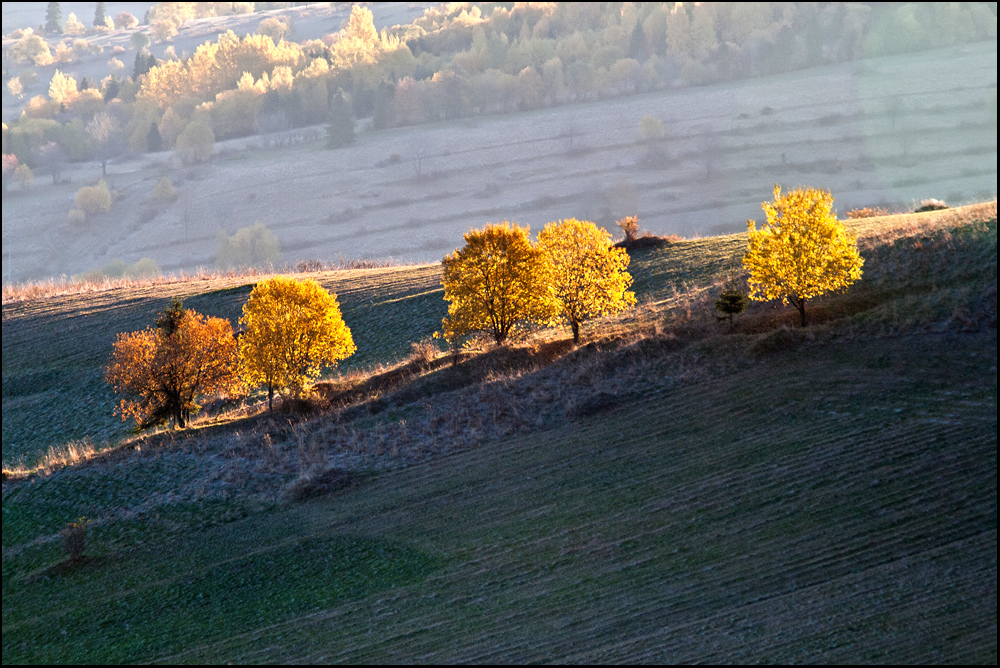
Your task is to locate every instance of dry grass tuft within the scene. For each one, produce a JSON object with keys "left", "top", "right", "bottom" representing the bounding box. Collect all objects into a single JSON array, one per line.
[
  {"left": 282, "top": 467, "right": 363, "bottom": 501},
  {"left": 3, "top": 438, "right": 106, "bottom": 479}
]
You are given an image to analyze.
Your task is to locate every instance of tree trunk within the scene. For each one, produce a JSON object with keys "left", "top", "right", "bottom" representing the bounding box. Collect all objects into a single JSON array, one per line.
[
  {"left": 268, "top": 385, "right": 274, "bottom": 412},
  {"left": 571, "top": 320, "right": 580, "bottom": 343},
  {"left": 797, "top": 297, "right": 807, "bottom": 327}
]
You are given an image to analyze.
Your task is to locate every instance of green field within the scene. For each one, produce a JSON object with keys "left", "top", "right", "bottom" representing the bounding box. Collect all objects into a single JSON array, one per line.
[{"left": 2, "top": 203, "right": 996, "bottom": 663}]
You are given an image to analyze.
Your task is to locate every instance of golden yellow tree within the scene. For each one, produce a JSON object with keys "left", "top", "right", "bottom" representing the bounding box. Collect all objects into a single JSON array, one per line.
[
  {"left": 538, "top": 219, "right": 636, "bottom": 343},
  {"left": 105, "top": 300, "right": 241, "bottom": 428},
  {"left": 48, "top": 70, "right": 78, "bottom": 107},
  {"left": 238, "top": 276, "right": 356, "bottom": 410},
  {"left": 441, "top": 222, "right": 556, "bottom": 345},
  {"left": 744, "top": 185, "right": 864, "bottom": 326}
]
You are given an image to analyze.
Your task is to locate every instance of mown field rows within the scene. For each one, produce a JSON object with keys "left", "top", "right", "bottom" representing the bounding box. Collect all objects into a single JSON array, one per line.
[{"left": 3, "top": 329, "right": 994, "bottom": 663}]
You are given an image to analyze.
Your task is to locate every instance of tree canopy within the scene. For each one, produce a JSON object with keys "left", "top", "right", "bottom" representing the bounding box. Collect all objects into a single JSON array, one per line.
[
  {"left": 238, "top": 276, "right": 356, "bottom": 409},
  {"left": 744, "top": 185, "right": 864, "bottom": 326},
  {"left": 105, "top": 300, "right": 241, "bottom": 428},
  {"left": 441, "top": 222, "right": 556, "bottom": 345},
  {"left": 537, "top": 218, "right": 636, "bottom": 343}
]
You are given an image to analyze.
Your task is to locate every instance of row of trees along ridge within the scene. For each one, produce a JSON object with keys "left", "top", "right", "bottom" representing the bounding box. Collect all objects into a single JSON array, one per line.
[
  {"left": 105, "top": 186, "right": 862, "bottom": 429},
  {"left": 106, "top": 276, "right": 355, "bottom": 428}
]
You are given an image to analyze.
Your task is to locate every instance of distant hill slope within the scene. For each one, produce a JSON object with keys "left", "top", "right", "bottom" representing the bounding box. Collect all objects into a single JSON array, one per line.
[
  {"left": 1, "top": 201, "right": 995, "bottom": 663},
  {"left": 2, "top": 41, "right": 995, "bottom": 282}
]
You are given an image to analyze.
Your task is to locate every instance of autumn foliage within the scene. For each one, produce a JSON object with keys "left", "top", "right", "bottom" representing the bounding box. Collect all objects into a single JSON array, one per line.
[
  {"left": 105, "top": 301, "right": 241, "bottom": 428},
  {"left": 744, "top": 185, "right": 864, "bottom": 326},
  {"left": 238, "top": 276, "right": 356, "bottom": 409},
  {"left": 441, "top": 222, "right": 557, "bottom": 346},
  {"left": 538, "top": 219, "right": 636, "bottom": 343}
]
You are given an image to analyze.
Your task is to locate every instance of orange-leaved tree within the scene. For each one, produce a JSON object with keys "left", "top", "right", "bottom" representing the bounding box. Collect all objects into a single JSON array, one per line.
[
  {"left": 537, "top": 218, "right": 636, "bottom": 343},
  {"left": 441, "top": 221, "right": 556, "bottom": 346},
  {"left": 744, "top": 185, "right": 863, "bottom": 326},
  {"left": 238, "top": 276, "right": 356, "bottom": 410},
  {"left": 105, "top": 300, "right": 241, "bottom": 429}
]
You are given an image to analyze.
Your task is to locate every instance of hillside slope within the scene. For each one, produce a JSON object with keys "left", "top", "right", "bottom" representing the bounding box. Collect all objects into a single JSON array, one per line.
[{"left": 2, "top": 202, "right": 996, "bottom": 663}]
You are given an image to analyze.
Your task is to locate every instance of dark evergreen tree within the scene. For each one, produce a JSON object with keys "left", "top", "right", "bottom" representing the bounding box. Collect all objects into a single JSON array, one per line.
[
  {"left": 372, "top": 81, "right": 396, "bottom": 130},
  {"left": 326, "top": 88, "right": 355, "bottom": 148},
  {"left": 94, "top": 2, "right": 108, "bottom": 28},
  {"left": 715, "top": 281, "right": 750, "bottom": 330},
  {"left": 628, "top": 19, "right": 646, "bottom": 60},
  {"left": 157, "top": 299, "right": 185, "bottom": 335},
  {"left": 133, "top": 52, "right": 156, "bottom": 80},
  {"left": 102, "top": 76, "right": 120, "bottom": 102},
  {"left": 45, "top": 2, "right": 62, "bottom": 34},
  {"left": 147, "top": 122, "right": 163, "bottom": 152}
]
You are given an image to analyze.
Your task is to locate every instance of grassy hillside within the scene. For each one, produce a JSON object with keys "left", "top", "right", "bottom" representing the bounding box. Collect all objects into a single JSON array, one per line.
[
  {"left": 2, "top": 202, "right": 996, "bottom": 663},
  {"left": 1, "top": 264, "right": 445, "bottom": 464}
]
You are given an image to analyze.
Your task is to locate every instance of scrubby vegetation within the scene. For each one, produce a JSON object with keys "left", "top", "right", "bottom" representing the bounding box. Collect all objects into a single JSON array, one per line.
[
  {"left": 215, "top": 223, "right": 281, "bottom": 270},
  {"left": 73, "top": 178, "right": 111, "bottom": 215}
]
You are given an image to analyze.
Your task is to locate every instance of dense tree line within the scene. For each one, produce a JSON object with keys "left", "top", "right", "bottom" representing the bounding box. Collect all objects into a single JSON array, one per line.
[{"left": 3, "top": 3, "right": 996, "bottom": 174}]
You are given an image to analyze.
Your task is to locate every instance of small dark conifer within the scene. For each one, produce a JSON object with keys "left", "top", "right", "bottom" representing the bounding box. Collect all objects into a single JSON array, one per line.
[
  {"left": 94, "top": 1, "right": 108, "bottom": 28},
  {"left": 715, "top": 280, "right": 749, "bottom": 330},
  {"left": 147, "top": 122, "right": 163, "bottom": 152},
  {"left": 326, "top": 88, "right": 356, "bottom": 148},
  {"left": 45, "top": 2, "right": 62, "bottom": 33}
]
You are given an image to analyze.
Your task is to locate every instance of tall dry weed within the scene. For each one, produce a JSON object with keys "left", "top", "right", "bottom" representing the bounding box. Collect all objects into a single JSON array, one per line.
[{"left": 4, "top": 437, "right": 104, "bottom": 479}]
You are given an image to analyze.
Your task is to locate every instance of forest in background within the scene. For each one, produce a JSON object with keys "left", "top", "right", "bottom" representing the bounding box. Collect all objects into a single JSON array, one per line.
[{"left": 3, "top": 2, "right": 997, "bottom": 172}]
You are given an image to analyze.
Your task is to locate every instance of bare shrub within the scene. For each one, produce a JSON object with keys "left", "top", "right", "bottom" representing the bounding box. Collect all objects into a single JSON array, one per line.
[
  {"left": 282, "top": 467, "right": 359, "bottom": 501},
  {"left": 846, "top": 206, "right": 890, "bottom": 219},
  {"left": 60, "top": 517, "right": 90, "bottom": 562},
  {"left": 616, "top": 215, "right": 640, "bottom": 243},
  {"left": 409, "top": 338, "right": 439, "bottom": 365}
]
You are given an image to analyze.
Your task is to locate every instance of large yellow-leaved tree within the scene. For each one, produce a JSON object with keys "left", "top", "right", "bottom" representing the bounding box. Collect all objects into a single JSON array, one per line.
[
  {"left": 106, "top": 300, "right": 241, "bottom": 429},
  {"left": 744, "top": 185, "right": 864, "bottom": 326},
  {"left": 538, "top": 218, "right": 636, "bottom": 342},
  {"left": 238, "top": 276, "right": 356, "bottom": 410},
  {"left": 441, "top": 221, "right": 556, "bottom": 345}
]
